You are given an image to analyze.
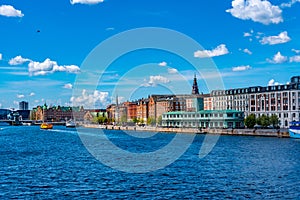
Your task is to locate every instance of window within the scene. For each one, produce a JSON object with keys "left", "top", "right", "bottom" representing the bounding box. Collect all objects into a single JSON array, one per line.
[{"left": 227, "top": 113, "right": 233, "bottom": 117}]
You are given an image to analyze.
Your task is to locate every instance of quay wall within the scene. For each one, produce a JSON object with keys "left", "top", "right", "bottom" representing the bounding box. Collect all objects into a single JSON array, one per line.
[{"left": 82, "top": 124, "right": 290, "bottom": 138}]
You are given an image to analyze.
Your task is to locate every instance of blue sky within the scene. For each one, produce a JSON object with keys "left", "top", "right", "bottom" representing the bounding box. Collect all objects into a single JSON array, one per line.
[{"left": 0, "top": 0, "right": 300, "bottom": 109}]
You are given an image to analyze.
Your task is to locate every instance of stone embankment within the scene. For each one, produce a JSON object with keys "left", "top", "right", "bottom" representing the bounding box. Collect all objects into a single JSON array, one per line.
[{"left": 82, "top": 124, "right": 290, "bottom": 138}]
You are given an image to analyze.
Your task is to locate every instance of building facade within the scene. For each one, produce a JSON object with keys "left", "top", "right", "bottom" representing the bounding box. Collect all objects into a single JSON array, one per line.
[
  {"left": 162, "top": 110, "right": 244, "bottom": 129},
  {"left": 210, "top": 76, "right": 300, "bottom": 128}
]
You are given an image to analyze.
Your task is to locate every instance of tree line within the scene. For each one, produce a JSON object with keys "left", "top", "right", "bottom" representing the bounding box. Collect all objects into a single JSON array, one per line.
[{"left": 244, "top": 114, "right": 280, "bottom": 129}]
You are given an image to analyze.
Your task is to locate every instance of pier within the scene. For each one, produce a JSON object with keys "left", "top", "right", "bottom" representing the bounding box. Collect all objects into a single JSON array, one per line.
[{"left": 82, "top": 124, "right": 290, "bottom": 138}]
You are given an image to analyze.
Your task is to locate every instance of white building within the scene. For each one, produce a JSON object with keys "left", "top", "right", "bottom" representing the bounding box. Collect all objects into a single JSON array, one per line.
[{"left": 209, "top": 76, "right": 300, "bottom": 128}]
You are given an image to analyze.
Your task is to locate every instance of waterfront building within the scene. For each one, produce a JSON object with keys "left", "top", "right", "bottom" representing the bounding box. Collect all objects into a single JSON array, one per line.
[
  {"left": 210, "top": 76, "right": 300, "bottom": 128},
  {"left": 31, "top": 104, "right": 100, "bottom": 123},
  {"left": 0, "top": 109, "right": 12, "bottom": 120},
  {"left": 162, "top": 110, "right": 244, "bottom": 129},
  {"left": 106, "top": 75, "right": 206, "bottom": 124},
  {"left": 136, "top": 98, "right": 149, "bottom": 123},
  {"left": 123, "top": 101, "right": 137, "bottom": 122},
  {"left": 203, "top": 94, "right": 212, "bottom": 110},
  {"left": 106, "top": 104, "right": 116, "bottom": 122},
  {"left": 19, "top": 101, "right": 29, "bottom": 110},
  {"left": 16, "top": 110, "right": 30, "bottom": 120},
  {"left": 148, "top": 95, "right": 175, "bottom": 122}
]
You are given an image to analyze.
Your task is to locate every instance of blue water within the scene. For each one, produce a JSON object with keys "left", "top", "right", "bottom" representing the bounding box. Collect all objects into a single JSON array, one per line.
[{"left": 1, "top": 126, "right": 300, "bottom": 199}]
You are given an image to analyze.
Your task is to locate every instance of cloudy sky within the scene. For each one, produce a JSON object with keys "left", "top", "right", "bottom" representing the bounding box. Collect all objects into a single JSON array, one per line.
[{"left": 0, "top": 0, "right": 300, "bottom": 109}]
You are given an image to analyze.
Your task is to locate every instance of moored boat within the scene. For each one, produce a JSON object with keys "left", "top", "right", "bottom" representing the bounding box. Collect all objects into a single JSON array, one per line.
[
  {"left": 66, "top": 120, "right": 76, "bottom": 128},
  {"left": 40, "top": 123, "right": 53, "bottom": 129},
  {"left": 22, "top": 122, "right": 32, "bottom": 126},
  {"left": 289, "top": 121, "right": 300, "bottom": 138}
]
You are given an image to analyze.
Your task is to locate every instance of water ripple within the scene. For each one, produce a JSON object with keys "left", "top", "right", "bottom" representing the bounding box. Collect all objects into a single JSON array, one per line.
[{"left": 0, "top": 126, "right": 300, "bottom": 199}]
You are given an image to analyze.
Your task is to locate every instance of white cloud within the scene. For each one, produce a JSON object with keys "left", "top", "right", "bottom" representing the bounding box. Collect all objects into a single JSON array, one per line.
[
  {"left": 268, "top": 79, "right": 280, "bottom": 86},
  {"left": 280, "top": 0, "right": 300, "bottom": 8},
  {"left": 149, "top": 75, "right": 169, "bottom": 85},
  {"left": 70, "top": 0, "right": 104, "bottom": 5},
  {"left": 244, "top": 32, "right": 252, "bottom": 37},
  {"left": 243, "top": 48, "right": 252, "bottom": 55},
  {"left": 292, "top": 49, "right": 300, "bottom": 54},
  {"left": 9, "top": 55, "right": 31, "bottom": 65},
  {"left": 0, "top": 5, "right": 24, "bottom": 17},
  {"left": 0, "top": 103, "right": 2, "bottom": 108},
  {"left": 0, "top": 53, "right": 2, "bottom": 60},
  {"left": 290, "top": 55, "right": 300, "bottom": 63},
  {"left": 267, "top": 52, "right": 288, "bottom": 63},
  {"left": 28, "top": 58, "right": 80, "bottom": 76},
  {"left": 167, "top": 68, "right": 178, "bottom": 74},
  {"left": 17, "top": 94, "right": 25, "bottom": 99},
  {"left": 158, "top": 61, "right": 167, "bottom": 67},
  {"left": 29, "top": 92, "right": 35, "bottom": 96},
  {"left": 194, "top": 44, "right": 229, "bottom": 58},
  {"left": 70, "top": 89, "right": 109, "bottom": 108},
  {"left": 142, "top": 75, "right": 170, "bottom": 87},
  {"left": 226, "top": 0, "right": 283, "bottom": 25},
  {"left": 63, "top": 83, "right": 73, "bottom": 89},
  {"left": 260, "top": 31, "right": 291, "bottom": 45},
  {"left": 232, "top": 65, "right": 251, "bottom": 72}
]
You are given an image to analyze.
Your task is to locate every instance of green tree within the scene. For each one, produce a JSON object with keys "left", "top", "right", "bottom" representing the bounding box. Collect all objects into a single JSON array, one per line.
[
  {"left": 147, "top": 117, "right": 156, "bottom": 126},
  {"left": 259, "top": 114, "right": 270, "bottom": 128},
  {"left": 139, "top": 119, "right": 144, "bottom": 124},
  {"left": 120, "top": 115, "right": 127, "bottom": 123},
  {"left": 157, "top": 115, "right": 162, "bottom": 126},
  {"left": 132, "top": 117, "right": 139, "bottom": 124},
  {"left": 270, "top": 114, "right": 279, "bottom": 127},
  {"left": 94, "top": 116, "right": 108, "bottom": 124},
  {"left": 244, "top": 114, "right": 256, "bottom": 128}
]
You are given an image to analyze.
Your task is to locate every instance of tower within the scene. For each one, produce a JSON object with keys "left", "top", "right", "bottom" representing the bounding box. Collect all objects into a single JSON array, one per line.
[
  {"left": 19, "top": 101, "right": 29, "bottom": 110},
  {"left": 192, "top": 73, "right": 199, "bottom": 95}
]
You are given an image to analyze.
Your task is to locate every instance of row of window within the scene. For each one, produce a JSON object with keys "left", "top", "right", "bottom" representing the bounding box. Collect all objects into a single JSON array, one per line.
[{"left": 163, "top": 113, "right": 243, "bottom": 119}]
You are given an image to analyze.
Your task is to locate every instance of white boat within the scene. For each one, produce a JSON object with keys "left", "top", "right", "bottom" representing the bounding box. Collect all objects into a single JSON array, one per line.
[
  {"left": 289, "top": 121, "right": 300, "bottom": 139},
  {"left": 22, "top": 122, "right": 32, "bottom": 126},
  {"left": 66, "top": 120, "right": 76, "bottom": 128}
]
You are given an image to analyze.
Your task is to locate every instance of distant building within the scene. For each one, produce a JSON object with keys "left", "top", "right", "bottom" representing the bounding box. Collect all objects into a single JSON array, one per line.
[
  {"left": 0, "top": 109, "right": 12, "bottom": 120},
  {"left": 19, "top": 101, "right": 29, "bottom": 110},
  {"left": 31, "top": 104, "right": 96, "bottom": 122},
  {"left": 17, "top": 110, "right": 30, "bottom": 120}
]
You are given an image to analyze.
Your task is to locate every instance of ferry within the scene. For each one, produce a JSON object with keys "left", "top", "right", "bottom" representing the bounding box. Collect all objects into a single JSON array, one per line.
[
  {"left": 289, "top": 121, "right": 300, "bottom": 139},
  {"left": 40, "top": 123, "right": 53, "bottom": 130}
]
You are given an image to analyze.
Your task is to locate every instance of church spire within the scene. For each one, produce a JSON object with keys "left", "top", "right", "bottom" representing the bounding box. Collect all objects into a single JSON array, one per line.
[{"left": 192, "top": 73, "right": 199, "bottom": 95}]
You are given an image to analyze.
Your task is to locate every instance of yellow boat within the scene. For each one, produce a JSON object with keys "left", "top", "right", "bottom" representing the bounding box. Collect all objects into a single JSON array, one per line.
[{"left": 40, "top": 123, "right": 53, "bottom": 129}]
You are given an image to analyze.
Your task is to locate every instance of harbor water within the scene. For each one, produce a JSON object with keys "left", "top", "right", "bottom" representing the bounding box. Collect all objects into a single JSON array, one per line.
[{"left": 1, "top": 126, "right": 300, "bottom": 199}]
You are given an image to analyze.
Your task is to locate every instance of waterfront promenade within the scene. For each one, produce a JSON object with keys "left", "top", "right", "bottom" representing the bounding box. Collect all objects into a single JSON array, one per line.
[{"left": 82, "top": 124, "right": 290, "bottom": 138}]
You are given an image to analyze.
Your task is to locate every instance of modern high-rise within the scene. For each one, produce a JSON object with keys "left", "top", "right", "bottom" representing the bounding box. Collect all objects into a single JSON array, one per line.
[{"left": 19, "top": 101, "right": 29, "bottom": 110}]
